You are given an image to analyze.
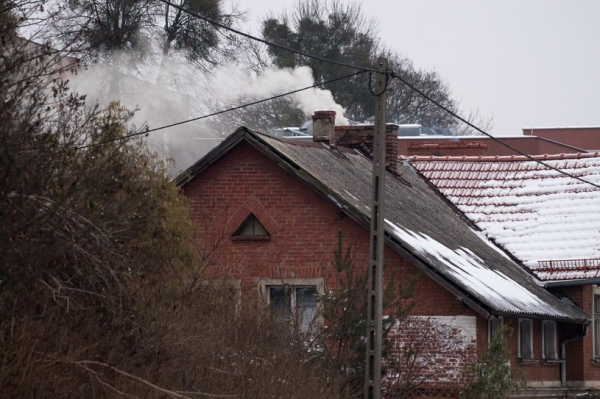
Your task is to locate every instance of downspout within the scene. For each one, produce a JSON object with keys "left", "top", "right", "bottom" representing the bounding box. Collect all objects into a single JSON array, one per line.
[{"left": 560, "top": 323, "right": 589, "bottom": 388}]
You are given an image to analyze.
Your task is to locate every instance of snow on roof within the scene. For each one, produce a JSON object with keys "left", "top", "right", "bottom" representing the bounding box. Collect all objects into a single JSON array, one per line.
[
  {"left": 385, "top": 221, "right": 574, "bottom": 317},
  {"left": 410, "top": 153, "right": 600, "bottom": 281}
]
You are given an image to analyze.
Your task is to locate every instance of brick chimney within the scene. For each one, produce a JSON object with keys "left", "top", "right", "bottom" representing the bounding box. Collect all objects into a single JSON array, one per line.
[
  {"left": 312, "top": 110, "right": 336, "bottom": 143},
  {"left": 311, "top": 111, "right": 399, "bottom": 171},
  {"left": 334, "top": 124, "right": 399, "bottom": 171}
]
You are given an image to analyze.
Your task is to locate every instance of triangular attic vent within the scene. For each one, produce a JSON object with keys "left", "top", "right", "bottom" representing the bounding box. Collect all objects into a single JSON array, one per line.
[{"left": 233, "top": 213, "right": 270, "bottom": 238}]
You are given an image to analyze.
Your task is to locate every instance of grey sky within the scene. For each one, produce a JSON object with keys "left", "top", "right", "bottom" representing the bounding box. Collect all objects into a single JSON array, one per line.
[{"left": 244, "top": 0, "right": 600, "bottom": 136}]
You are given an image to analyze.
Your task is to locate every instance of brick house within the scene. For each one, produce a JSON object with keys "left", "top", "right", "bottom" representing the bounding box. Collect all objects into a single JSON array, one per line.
[
  {"left": 410, "top": 153, "right": 600, "bottom": 395},
  {"left": 176, "top": 111, "right": 591, "bottom": 398}
]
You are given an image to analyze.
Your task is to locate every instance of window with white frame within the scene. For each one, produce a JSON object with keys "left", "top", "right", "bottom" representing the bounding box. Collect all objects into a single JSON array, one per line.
[
  {"left": 518, "top": 318, "right": 534, "bottom": 360},
  {"left": 258, "top": 278, "right": 324, "bottom": 334},
  {"left": 542, "top": 320, "right": 557, "bottom": 360},
  {"left": 594, "top": 294, "right": 600, "bottom": 359}
]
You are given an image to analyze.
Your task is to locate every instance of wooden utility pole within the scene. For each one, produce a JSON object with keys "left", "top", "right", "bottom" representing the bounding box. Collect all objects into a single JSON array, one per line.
[{"left": 365, "top": 57, "right": 388, "bottom": 399}]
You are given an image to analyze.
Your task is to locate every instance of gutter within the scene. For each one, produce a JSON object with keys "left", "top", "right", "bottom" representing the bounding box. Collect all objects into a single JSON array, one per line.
[
  {"left": 560, "top": 323, "right": 589, "bottom": 388},
  {"left": 545, "top": 278, "right": 600, "bottom": 288}
]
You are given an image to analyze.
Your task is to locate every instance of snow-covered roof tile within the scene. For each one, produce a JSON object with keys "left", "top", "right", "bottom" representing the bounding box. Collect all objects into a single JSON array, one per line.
[{"left": 410, "top": 154, "right": 600, "bottom": 282}]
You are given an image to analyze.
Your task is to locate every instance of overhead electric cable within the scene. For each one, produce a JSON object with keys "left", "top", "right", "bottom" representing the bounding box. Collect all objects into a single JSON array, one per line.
[
  {"left": 156, "top": 0, "right": 382, "bottom": 75},
  {"left": 76, "top": 70, "right": 367, "bottom": 149},
  {"left": 391, "top": 74, "right": 600, "bottom": 189}
]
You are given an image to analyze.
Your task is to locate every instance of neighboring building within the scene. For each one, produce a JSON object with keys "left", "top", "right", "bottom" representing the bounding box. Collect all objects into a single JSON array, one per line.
[
  {"left": 176, "top": 111, "right": 595, "bottom": 398},
  {"left": 399, "top": 125, "right": 600, "bottom": 158},
  {"left": 409, "top": 152, "right": 600, "bottom": 393},
  {"left": 523, "top": 127, "right": 600, "bottom": 152},
  {"left": 398, "top": 135, "right": 585, "bottom": 158}
]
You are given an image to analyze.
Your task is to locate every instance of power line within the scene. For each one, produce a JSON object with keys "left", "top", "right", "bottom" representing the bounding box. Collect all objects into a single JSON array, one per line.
[
  {"left": 157, "top": 0, "right": 382, "bottom": 75},
  {"left": 76, "top": 70, "right": 367, "bottom": 149},
  {"left": 391, "top": 74, "right": 600, "bottom": 190}
]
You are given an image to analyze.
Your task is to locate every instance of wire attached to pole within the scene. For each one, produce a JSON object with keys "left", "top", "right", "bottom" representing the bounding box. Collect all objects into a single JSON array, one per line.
[
  {"left": 368, "top": 69, "right": 391, "bottom": 97},
  {"left": 392, "top": 74, "right": 600, "bottom": 189}
]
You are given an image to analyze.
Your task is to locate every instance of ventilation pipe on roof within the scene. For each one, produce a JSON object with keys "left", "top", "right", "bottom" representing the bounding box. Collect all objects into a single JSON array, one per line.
[{"left": 560, "top": 323, "right": 589, "bottom": 388}]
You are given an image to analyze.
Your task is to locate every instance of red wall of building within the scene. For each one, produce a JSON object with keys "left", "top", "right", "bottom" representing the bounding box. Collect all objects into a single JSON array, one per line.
[
  {"left": 183, "top": 142, "right": 473, "bottom": 316},
  {"left": 182, "top": 140, "right": 595, "bottom": 392},
  {"left": 524, "top": 128, "right": 600, "bottom": 152},
  {"left": 552, "top": 285, "right": 600, "bottom": 386}
]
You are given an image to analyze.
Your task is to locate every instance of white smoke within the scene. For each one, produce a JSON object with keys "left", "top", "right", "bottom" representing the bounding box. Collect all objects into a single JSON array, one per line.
[
  {"left": 204, "top": 65, "right": 349, "bottom": 125},
  {"left": 67, "top": 59, "right": 349, "bottom": 175}
]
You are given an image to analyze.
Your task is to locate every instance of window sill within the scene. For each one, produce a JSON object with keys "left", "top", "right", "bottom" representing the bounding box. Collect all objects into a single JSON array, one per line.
[
  {"left": 591, "top": 358, "right": 600, "bottom": 367},
  {"left": 541, "top": 359, "right": 561, "bottom": 366},
  {"left": 517, "top": 358, "right": 538, "bottom": 366},
  {"left": 232, "top": 236, "right": 271, "bottom": 242}
]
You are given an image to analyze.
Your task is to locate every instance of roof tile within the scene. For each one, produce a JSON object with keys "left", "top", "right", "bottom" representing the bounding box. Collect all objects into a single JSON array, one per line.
[{"left": 411, "top": 155, "right": 600, "bottom": 281}]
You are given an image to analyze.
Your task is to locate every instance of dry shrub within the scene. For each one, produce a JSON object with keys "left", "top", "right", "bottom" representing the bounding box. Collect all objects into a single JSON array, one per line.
[
  {"left": 0, "top": 3, "right": 348, "bottom": 396},
  {"left": 1, "top": 279, "right": 349, "bottom": 398}
]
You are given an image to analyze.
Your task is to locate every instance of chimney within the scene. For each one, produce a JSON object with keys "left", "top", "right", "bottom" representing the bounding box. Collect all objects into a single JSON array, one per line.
[
  {"left": 334, "top": 124, "right": 399, "bottom": 172},
  {"left": 312, "top": 110, "right": 336, "bottom": 144}
]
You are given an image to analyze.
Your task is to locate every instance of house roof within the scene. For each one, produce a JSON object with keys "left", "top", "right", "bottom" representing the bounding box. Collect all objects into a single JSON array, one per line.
[
  {"left": 409, "top": 153, "right": 600, "bottom": 283},
  {"left": 176, "top": 128, "right": 589, "bottom": 323}
]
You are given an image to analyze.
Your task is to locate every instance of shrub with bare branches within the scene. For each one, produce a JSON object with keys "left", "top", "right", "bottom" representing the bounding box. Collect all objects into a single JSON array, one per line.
[{"left": 0, "top": 4, "right": 354, "bottom": 398}]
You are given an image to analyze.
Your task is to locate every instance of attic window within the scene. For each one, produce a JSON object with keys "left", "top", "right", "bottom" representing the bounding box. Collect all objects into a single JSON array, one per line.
[{"left": 232, "top": 214, "right": 270, "bottom": 241}]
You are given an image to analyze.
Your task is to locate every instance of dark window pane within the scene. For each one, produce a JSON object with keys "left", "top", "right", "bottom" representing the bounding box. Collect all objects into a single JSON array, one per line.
[
  {"left": 595, "top": 314, "right": 600, "bottom": 357},
  {"left": 544, "top": 321, "right": 557, "bottom": 359},
  {"left": 489, "top": 316, "right": 499, "bottom": 344},
  {"left": 595, "top": 295, "right": 600, "bottom": 358},
  {"left": 269, "top": 286, "right": 291, "bottom": 320},
  {"left": 520, "top": 319, "right": 532, "bottom": 359},
  {"left": 296, "top": 286, "right": 317, "bottom": 308},
  {"left": 234, "top": 214, "right": 270, "bottom": 237},
  {"left": 252, "top": 219, "right": 268, "bottom": 235},
  {"left": 238, "top": 221, "right": 255, "bottom": 236}
]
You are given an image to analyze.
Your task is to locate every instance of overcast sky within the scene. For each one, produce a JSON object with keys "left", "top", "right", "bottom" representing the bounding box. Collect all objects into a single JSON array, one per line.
[{"left": 243, "top": 0, "right": 600, "bottom": 136}]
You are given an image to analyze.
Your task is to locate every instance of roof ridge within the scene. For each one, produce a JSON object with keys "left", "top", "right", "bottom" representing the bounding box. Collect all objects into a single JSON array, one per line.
[{"left": 403, "top": 151, "right": 600, "bottom": 162}]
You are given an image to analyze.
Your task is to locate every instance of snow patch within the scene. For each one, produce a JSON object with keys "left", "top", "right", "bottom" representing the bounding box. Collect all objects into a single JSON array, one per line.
[{"left": 384, "top": 219, "right": 571, "bottom": 317}]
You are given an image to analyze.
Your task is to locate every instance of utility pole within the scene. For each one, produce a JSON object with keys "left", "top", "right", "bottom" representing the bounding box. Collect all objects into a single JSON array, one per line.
[{"left": 365, "top": 57, "right": 388, "bottom": 399}]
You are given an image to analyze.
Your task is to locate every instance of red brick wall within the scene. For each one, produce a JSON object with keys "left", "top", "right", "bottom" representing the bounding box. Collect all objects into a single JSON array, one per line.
[
  {"left": 182, "top": 141, "right": 481, "bottom": 387},
  {"left": 183, "top": 142, "right": 476, "bottom": 313},
  {"left": 551, "top": 285, "right": 600, "bottom": 386},
  {"left": 407, "top": 142, "right": 487, "bottom": 157},
  {"left": 523, "top": 127, "right": 600, "bottom": 151},
  {"left": 500, "top": 318, "right": 561, "bottom": 385},
  {"left": 334, "top": 125, "right": 399, "bottom": 170}
]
